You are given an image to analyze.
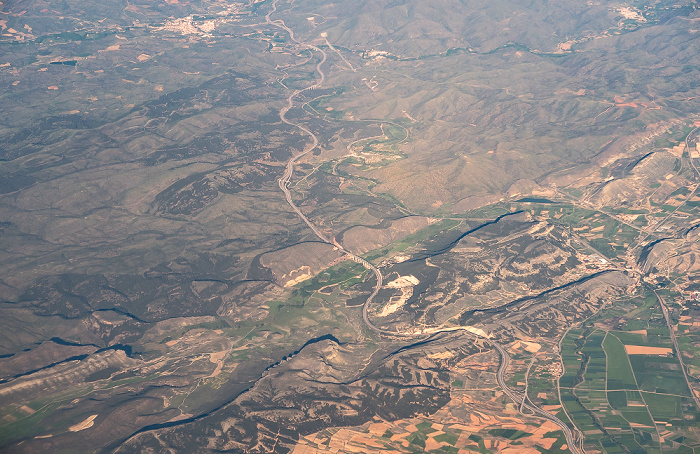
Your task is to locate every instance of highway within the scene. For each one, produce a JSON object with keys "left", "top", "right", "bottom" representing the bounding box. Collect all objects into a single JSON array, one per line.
[
  {"left": 265, "top": 4, "right": 685, "bottom": 452},
  {"left": 267, "top": 0, "right": 403, "bottom": 337},
  {"left": 520, "top": 356, "right": 537, "bottom": 415},
  {"left": 653, "top": 289, "right": 700, "bottom": 409},
  {"left": 490, "top": 342, "right": 583, "bottom": 454}
]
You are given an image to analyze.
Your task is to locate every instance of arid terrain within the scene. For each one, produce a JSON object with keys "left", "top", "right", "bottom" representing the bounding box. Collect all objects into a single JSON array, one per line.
[{"left": 0, "top": 0, "right": 699, "bottom": 453}]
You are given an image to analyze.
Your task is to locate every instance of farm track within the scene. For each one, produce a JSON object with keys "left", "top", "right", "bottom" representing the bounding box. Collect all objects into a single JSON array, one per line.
[
  {"left": 268, "top": 3, "right": 584, "bottom": 452},
  {"left": 267, "top": 0, "right": 402, "bottom": 337}
]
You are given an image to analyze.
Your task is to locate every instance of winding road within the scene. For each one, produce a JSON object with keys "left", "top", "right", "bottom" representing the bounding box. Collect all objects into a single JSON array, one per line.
[
  {"left": 267, "top": 3, "right": 587, "bottom": 451},
  {"left": 491, "top": 342, "right": 583, "bottom": 454},
  {"left": 654, "top": 289, "right": 700, "bottom": 409},
  {"left": 267, "top": 1, "right": 399, "bottom": 337}
]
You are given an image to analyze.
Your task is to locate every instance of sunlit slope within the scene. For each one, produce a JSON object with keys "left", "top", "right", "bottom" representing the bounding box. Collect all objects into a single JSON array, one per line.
[
  {"left": 287, "top": 0, "right": 630, "bottom": 55},
  {"left": 302, "top": 3, "right": 699, "bottom": 212}
]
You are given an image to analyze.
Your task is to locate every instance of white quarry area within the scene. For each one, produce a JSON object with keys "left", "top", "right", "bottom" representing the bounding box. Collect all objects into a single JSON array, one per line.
[{"left": 379, "top": 275, "right": 420, "bottom": 317}]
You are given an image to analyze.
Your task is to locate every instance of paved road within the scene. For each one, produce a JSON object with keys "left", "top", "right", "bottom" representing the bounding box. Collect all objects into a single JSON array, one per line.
[
  {"left": 629, "top": 126, "right": 700, "bottom": 250},
  {"left": 265, "top": 5, "right": 623, "bottom": 451},
  {"left": 490, "top": 342, "right": 583, "bottom": 454},
  {"left": 267, "top": 0, "right": 403, "bottom": 337},
  {"left": 654, "top": 290, "right": 700, "bottom": 409},
  {"left": 556, "top": 325, "right": 586, "bottom": 451},
  {"left": 520, "top": 356, "right": 537, "bottom": 414}
]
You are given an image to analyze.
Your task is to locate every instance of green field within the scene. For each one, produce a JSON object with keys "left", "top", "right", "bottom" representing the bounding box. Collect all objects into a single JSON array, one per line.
[
  {"left": 559, "top": 316, "right": 700, "bottom": 453},
  {"left": 603, "top": 334, "right": 637, "bottom": 390}
]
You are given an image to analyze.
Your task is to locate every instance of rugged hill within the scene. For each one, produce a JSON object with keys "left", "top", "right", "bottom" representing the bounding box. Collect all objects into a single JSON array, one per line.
[{"left": 0, "top": 0, "right": 698, "bottom": 452}]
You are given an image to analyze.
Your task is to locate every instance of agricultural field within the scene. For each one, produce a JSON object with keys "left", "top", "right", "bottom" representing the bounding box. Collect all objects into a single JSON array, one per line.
[
  {"left": 559, "top": 292, "right": 700, "bottom": 453},
  {"left": 293, "top": 347, "right": 571, "bottom": 454},
  {"left": 0, "top": 0, "right": 699, "bottom": 452}
]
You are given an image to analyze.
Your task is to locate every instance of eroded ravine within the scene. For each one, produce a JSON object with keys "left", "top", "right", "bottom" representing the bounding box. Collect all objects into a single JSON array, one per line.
[
  {"left": 267, "top": 0, "right": 394, "bottom": 336},
  {"left": 269, "top": 3, "right": 583, "bottom": 452}
]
